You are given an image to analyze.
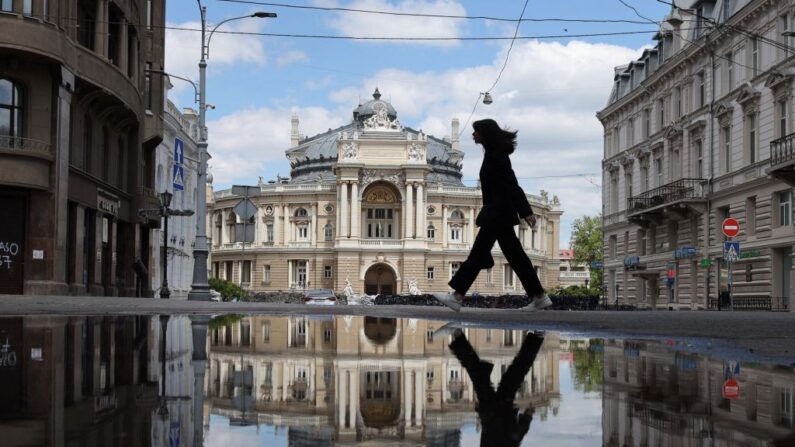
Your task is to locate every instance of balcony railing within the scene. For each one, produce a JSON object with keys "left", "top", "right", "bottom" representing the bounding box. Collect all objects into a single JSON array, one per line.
[
  {"left": 560, "top": 271, "right": 590, "bottom": 278},
  {"left": 771, "top": 131, "right": 795, "bottom": 165},
  {"left": 0, "top": 135, "right": 50, "bottom": 154},
  {"left": 627, "top": 178, "right": 705, "bottom": 213},
  {"left": 360, "top": 239, "right": 402, "bottom": 247}
]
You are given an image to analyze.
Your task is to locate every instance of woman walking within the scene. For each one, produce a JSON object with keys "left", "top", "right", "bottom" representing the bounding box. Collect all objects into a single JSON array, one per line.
[{"left": 433, "top": 119, "right": 551, "bottom": 312}]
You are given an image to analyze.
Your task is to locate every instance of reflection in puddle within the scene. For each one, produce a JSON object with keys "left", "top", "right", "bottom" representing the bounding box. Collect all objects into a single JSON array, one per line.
[{"left": 0, "top": 315, "right": 792, "bottom": 446}]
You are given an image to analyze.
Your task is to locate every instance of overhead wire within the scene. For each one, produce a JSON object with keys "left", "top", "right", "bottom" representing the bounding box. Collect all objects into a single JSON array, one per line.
[
  {"left": 218, "top": 0, "right": 653, "bottom": 25},
  {"left": 457, "top": 0, "right": 530, "bottom": 138}
]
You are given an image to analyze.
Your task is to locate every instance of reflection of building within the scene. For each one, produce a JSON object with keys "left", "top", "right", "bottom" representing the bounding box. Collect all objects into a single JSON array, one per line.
[
  {"left": 149, "top": 316, "right": 196, "bottom": 447},
  {"left": 207, "top": 316, "right": 561, "bottom": 444},
  {"left": 602, "top": 339, "right": 795, "bottom": 446},
  {"left": 208, "top": 89, "right": 562, "bottom": 295},
  {"left": 558, "top": 249, "right": 590, "bottom": 287},
  {"left": 0, "top": 0, "right": 166, "bottom": 296},
  {"left": 150, "top": 80, "right": 200, "bottom": 299},
  {"left": 0, "top": 316, "right": 157, "bottom": 445},
  {"left": 599, "top": 0, "right": 795, "bottom": 310}
]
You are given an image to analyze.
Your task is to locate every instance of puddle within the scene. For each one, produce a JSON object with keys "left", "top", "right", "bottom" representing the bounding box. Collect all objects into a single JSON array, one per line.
[{"left": 0, "top": 315, "right": 793, "bottom": 446}]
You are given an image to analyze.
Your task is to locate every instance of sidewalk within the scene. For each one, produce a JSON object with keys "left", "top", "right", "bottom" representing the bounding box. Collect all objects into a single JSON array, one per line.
[{"left": 1, "top": 294, "right": 794, "bottom": 362}]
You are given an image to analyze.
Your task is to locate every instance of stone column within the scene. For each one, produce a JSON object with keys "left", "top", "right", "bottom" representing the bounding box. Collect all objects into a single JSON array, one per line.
[
  {"left": 338, "top": 369, "right": 347, "bottom": 428},
  {"left": 351, "top": 182, "right": 360, "bottom": 239},
  {"left": 336, "top": 184, "right": 342, "bottom": 238},
  {"left": 404, "top": 369, "right": 413, "bottom": 425},
  {"left": 414, "top": 370, "right": 422, "bottom": 426},
  {"left": 274, "top": 205, "right": 281, "bottom": 245},
  {"left": 341, "top": 182, "right": 349, "bottom": 238},
  {"left": 283, "top": 204, "right": 289, "bottom": 243},
  {"left": 287, "top": 260, "right": 293, "bottom": 289},
  {"left": 94, "top": 0, "right": 108, "bottom": 57},
  {"left": 282, "top": 362, "right": 289, "bottom": 401},
  {"left": 406, "top": 183, "right": 414, "bottom": 239},
  {"left": 442, "top": 205, "right": 448, "bottom": 248},
  {"left": 311, "top": 203, "right": 317, "bottom": 246},
  {"left": 468, "top": 208, "right": 475, "bottom": 246},
  {"left": 55, "top": 67, "right": 75, "bottom": 291},
  {"left": 119, "top": 19, "right": 128, "bottom": 74},
  {"left": 348, "top": 370, "right": 357, "bottom": 428},
  {"left": 416, "top": 183, "right": 424, "bottom": 239}
]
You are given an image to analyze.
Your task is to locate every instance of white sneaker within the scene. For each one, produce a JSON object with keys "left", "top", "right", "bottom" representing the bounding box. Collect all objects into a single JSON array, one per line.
[
  {"left": 432, "top": 293, "right": 462, "bottom": 312},
  {"left": 521, "top": 294, "right": 552, "bottom": 312},
  {"left": 433, "top": 322, "right": 462, "bottom": 337}
]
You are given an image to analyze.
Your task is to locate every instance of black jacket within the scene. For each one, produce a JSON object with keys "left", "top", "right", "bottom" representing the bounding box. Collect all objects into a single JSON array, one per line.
[{"left": 476, "top": 147, "right": 533, "bottom": 227}]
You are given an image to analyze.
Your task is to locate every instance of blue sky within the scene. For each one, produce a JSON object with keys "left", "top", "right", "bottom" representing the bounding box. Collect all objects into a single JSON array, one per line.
[{"left": 165, "top": 0, "right": 672, "bottom": 247}]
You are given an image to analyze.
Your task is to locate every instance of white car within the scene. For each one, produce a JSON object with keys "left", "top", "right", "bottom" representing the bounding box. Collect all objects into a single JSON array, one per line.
[{"left": 303, "top": 288, "right": 337, "bottom": 306}]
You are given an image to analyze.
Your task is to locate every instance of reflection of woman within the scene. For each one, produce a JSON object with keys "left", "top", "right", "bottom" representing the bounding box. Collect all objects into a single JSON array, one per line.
[
  {"left": 433, "top": 119, "right": 551, "bottom": 312},
  {"left": 449, "top": 329, "right": 543, "bottom": 447}
]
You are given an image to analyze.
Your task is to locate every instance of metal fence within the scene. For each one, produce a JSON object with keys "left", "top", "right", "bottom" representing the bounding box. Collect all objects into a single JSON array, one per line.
[{"left": 707, "top": 296, "right": 789, "bottom": 311}]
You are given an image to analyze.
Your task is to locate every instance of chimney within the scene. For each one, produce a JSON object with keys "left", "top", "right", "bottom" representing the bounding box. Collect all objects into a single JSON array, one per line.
[
  {"left": 291, "top": 114, "right": 301, "bottom": 147},
  {"left": 451, "top": 118, "right": 460, "bottom": 150}
]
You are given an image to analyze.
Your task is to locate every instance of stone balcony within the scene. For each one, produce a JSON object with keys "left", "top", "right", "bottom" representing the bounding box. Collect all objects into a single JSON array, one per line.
[
  {"left": 768, "top": 131, "right": 795, "bottom": 185},
  {"left": 0, "top": 135, "right": 52, "bottom": 190},
  {"left": 627, "top": 178, "right": 707, "bottom": 227}
]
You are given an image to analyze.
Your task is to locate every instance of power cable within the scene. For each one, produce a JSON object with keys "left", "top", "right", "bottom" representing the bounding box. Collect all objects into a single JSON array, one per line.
[
  {"left": 458, "top": 0, "right": 530, "bottom": 137},
  {"left": 219, "top": 0, "right": 652, "bottom": 24}
]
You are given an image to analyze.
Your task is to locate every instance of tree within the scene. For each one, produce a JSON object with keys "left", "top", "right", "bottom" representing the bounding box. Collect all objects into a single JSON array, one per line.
[
  {"left": 569, "top": 214, "right": 603, "bottom": 293},
  {"left": 208, "top": 277, "right": 247, "bottom": 301}
]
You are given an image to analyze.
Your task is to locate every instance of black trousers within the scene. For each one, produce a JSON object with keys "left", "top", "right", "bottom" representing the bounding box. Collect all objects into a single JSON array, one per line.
[{"left": 449, "top": 224, "right": 544, "bottom": 297}]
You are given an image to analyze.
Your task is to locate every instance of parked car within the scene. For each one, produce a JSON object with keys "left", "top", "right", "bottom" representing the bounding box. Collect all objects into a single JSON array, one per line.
[{"left": 303, "top": 288, "right": 337, "bottom": 306}]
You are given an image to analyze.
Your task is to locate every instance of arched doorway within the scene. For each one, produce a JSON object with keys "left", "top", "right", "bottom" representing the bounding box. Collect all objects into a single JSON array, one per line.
[{"left": 364, "top": 263, "right": 396, "bottom": 295}]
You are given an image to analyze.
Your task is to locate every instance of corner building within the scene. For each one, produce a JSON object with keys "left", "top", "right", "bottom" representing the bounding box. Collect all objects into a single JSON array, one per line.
[
  {"left": 209, "top": 90, "right": 562, "bottom": 295},
  {"left": 599, "top": 0, "right": 795, "bottom": 310},
  {"left": 0, "top": 0, "right": 167, "bottom": 296}
]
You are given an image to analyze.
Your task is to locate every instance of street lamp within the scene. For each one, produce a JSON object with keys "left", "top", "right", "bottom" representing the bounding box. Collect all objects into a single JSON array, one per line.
[
  {"left": 160, "top": 191, "right": 173, "bottom": 299},
  {"left": 188, "top": 2, "right": 277, "bottom": 301}
]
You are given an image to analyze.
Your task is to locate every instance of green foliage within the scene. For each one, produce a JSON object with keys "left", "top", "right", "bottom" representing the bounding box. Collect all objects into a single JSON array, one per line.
[
  {"left": 570, "top": 339, "right": 604, "bottom": 393},
  {"left": 549, "top": 285, "right": 597, "bottom": 299},
  {"left": 208, "top": 277, "right": 247, "bottom": 302},
  {"left": 209, "top": 314, "right": 243, "bottom": 330},
  {"left": 569, "top": 214, "right": 604, "bottom": 292}
]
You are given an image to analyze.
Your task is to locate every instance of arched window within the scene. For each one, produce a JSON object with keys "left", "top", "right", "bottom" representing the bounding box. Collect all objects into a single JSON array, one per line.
[
  {"left": 427, "top": 225, "right": 435, "bottom": 240},
  {"left": 0, "top": 79, "right": 23, "bottom": 144},
  {"left": 450, "top": 225, "right": 462, "bottom": 242},
  {"left": 450, "top": 210, "right": 464, "bottom": 219},
  {"left": 324, "top": 223, "right": 333, "bottom": 241},
  {"left": 295, "top": 207, "right": 308, "bottom": 217}
]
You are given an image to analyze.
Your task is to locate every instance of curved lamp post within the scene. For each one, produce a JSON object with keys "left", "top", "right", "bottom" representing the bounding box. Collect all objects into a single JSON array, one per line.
[{"left": 188, "top": 3, "right": 276, "bottom": 301}]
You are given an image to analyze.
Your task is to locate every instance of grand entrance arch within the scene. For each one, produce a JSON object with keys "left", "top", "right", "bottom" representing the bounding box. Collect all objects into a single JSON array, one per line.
[{"left": 364, "top": 263, "right": 396, "bottom": 295}]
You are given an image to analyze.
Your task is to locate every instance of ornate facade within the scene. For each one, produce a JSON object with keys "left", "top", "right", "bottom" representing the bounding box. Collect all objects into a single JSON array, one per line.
[
  {"left": 207, "top": 316, "right": 561, "bottom": 444},
  {"left": 209, "top": 89, "right": 562, "bottom": 295},
  {"left": 599, "top": 0, "right": 795, "bottom": 310}
]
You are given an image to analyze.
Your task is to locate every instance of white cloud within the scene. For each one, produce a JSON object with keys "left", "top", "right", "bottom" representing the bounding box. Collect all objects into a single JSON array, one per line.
[
  {"left": 322, "top": 0, "right": 467, "bottom": 46},
  {"left": 207, "top": 106, "right": 347, "bottom": 186},
  {"left": 208, "top": 39, "right": 642, "bottom": 243},
  {"left": 164, "top": 20, "right": 269, "bottom": 95},
  {"left": 277, "top": 50, "right": 310, "bottom": 68}
]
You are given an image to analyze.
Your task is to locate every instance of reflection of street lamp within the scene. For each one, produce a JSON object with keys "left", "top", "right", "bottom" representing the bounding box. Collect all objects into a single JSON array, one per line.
[
  {"left": 157, "top": 315, "right": 170, "bottom": 418},
  {"left": 188, "top": 2, "right": 277, "bottom": 301}
]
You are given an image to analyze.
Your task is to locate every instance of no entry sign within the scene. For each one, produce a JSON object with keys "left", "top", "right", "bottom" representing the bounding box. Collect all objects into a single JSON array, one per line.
[
  {"left": 723, "top": 378, "right": 740, "bottom": 400},
  {"left": 722, "top": 218, "right": 740, "bottom": 238}
]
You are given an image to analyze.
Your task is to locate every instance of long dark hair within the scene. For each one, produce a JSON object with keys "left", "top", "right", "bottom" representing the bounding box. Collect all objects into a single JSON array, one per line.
[{"left": 473, "top": 118, "right": 517, "bottom": 154}]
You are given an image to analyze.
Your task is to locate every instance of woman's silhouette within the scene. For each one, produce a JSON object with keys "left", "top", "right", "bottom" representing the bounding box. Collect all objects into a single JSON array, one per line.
[{"left": 433, "top": 119, "right": 551, "bottom": 312}]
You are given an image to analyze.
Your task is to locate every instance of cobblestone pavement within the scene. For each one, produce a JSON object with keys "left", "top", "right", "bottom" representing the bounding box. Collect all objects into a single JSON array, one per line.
[{"left": 3, "top": 295, "right": 795, "bottom": 363}]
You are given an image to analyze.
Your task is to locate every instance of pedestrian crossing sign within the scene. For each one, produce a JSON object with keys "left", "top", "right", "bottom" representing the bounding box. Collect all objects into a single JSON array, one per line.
[
  {"left": 723, "top": 241, "right": 740, "bottom": 262},
  {"left": 172, "top": 164, "right": 184, "bottom": 191}
]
